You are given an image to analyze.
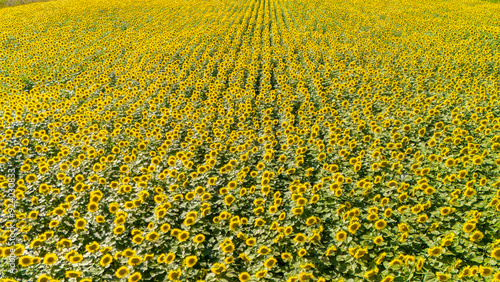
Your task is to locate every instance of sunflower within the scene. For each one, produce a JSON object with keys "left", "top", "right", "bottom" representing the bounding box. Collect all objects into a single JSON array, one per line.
[
  {"left": 19, "top": 256, "right": 32, "bottom": 267},
  {"left": 128, "top": 256, "right": 143, "bottom": 266},
  {"left": 239, "top": 272, "right": 251, "bottom": 282},
  {"left": 28, "top": 210, "right": 39, "bottom": 219},
  {"left": 75, "top": 218, "right": 86, "bottom": 230},
  {"left": 30, "top": 256, "right": 40, "bottom": 264},
  {"left": 128, "top": 272, "right": 142, "bottom": 282},
  {"left": 436, "top": 272, "right": 450, "bottom": 281},
  {"left": 211, "top": 263, "right": 226, "bottom": 274},
  {"left": 294, "top": 233, "right": 307, "bottom": 243},
  {"left": 255, "top": 270, "right": 268, "bottom": 279},
  {"left": 246, "top": 238, "right": 256, "bottom": 246},
  {"left": 441, "top": 235, "right": 454, "bottom": 246},
  {"left": 123, "top": 249, "right": 136, "bottom": 258},
  {"left": 292, "top": 207, "right": 304, "bottom": 215},
  {"left": 424, "top": 186, "right": 435, "bottom": 195},
  {"left": 494, "top": 271, "right": 500, "bottom": 281},
  {"left": 428, "top": 138, "right": 437, "bottom": 147},
  {"left": 224, "top": 194, "right": 236, "bottom": 205},
  {"left": 445, "top": 158, "right": 456, "bottom": 167},
  {"left": 374, "top": 219, "right": 387, "bottom": 230},
  {"left": 472, "top": 156, "right": 483, "bottom": 165},
  {"left": 296, "top": 197, "right": 307, "bottom": 206},
  {"left": 364, "top": 267, "right": 379, "bottom": 279},
  {"left": 26, "top": 174, "right": 37, "bottom": 182},
  {"left": 178, "top": 231, "right": 190, "bottom": 242},
  {"left": 470, "top": 231, "right": 484, "bottom": 242},
  {"left": 69, "top": 254, "right": 83, "bottom": 264},
  {"left": 258, "top": 246, "right": 271, "bottom": 255},
  {"left": 87, "top": 202, "right": 98, "bottom": 213},
  {"left": 417, "top": 214, "right": 428, "bottom": 223},
  {"left": 440, "top": 207, "right": 452, "bottom": 216},
  {"left": 30, "top": 238, "right": 43, "bottom": 249},
  {"left": 281, "top": 252, "right": 292, "bottom": 260},
  {"left": 367, "top": 213, "right": 378, "bottom": 221},
  {"left": 492, "top": 248, "right": 500, "bottom": 260},
  {"left": 37, "top": 274, "right": 52, "bottom": 282},
  {"left": 254, "top": 207, "right": 264, "bottom": 215},
  {"left": 375, "top": 253, "right": 387, "bottom": 265},
  {"left": 384, "top": 208, "right": 393, "bottom": 217},
  {"left": 479, "top": 266, "right": 493, "bottom": 277},
  {"left": 298, "top": 272, "right": 314, "bottom": 281},
  {"left": 336, "top": 231, "right": 347, "bottom": 241},
  {"left": 57, "top": 238, "right": 72, "bottom": 249},
  {"left": 100, "top": 254, "right": 113, "bottom": 267},
  {"left": 389, "top": 258, "right": 403, "bottom": 267},
  {"left": 269, "top": 205, "right": 278, "bottom": 214},
  {"left": 428, "top": 246, "right": 443, "bottom": 257},
  {"left": 284, "top": 226, "right": 293, "bottom": 235},
  {"left": 470, "top": 266, "right": 479, "bottom": 276},
  {"left": 116, "top": 266, "right": 130, "bottom": 278},
  {"left": 182, "top": 188, "right": 196, "bottom": 200},
  {"left": 108, "top": 203, "right": 119, "bottom": 213},
  {"left": 373, "top": 236, "right": 384, "bottom": 245},
  {"left": 184, "top": 255, "right": 198, "bottom": 268},
  {"left": 324, "top": 246, "right": 336, "bottom": 256},
  {"left": 462, "top": 222, "right": 476, "bottom": 233},
  {"left": 348, "top": 221, "right": 361, "bottom": 233},
  {"left": 225, "top": 256, "right": 235, "bottom": 264},
  {"left": 65, "top": 271, "right": 81, "bottom": 278},
  {"left": 43, "top": 253, "right": 57, "bottom": 265},
  {"left": 381, "top": 276, "right": 395, "bottom": 282},
  {"left": 193, "top": 234, "right": 205, "bottom": 244},
  {"left": 398, "top": 223, "right": 410, "bottom": 233},
  {"left": 85, "top": 241, "right": 100, "bottom": 253},
  {"left": 264, "top": 257, "right": 277, "bottom": 269},
  {"left": 222, "top": 243, "right": 235, "bottom": 253},
  {"left": 143, "top": 254, "right": 154, "bottom": 261},
  {"left": 160, "top": 223, "right": 171, "bottom": 233},
  {"left": 132, "top": 235, "right": 144, "bottom": 244},
  {"left": 354, "top": 248, "right": 368, "bottom": 259},
  {"left": 168, "top": 269, "right": 182, "bottom": 281},
  {"left": 13, "top": 244, "right": 25, "bottom": 256},
  {"left": 254, "top": 218, "right": 266, "bottom": 227},
  {"left": 298, "top": 248, "right": 307, "bottom": 257},
  {"left": 464, "top": 188, "right": 476, "bottom": 197},
  {"left": 146, "top": 231, "right": 159, "bottom": 241}
]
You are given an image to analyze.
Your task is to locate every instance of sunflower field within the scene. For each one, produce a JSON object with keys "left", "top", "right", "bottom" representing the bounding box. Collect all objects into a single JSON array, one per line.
[{"left": 1, "top": 0, "right": 500, "bottom": 281}]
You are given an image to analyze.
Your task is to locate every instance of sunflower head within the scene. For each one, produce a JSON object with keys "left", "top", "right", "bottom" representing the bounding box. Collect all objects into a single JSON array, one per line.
[{"left": 184, "top": 255, "right": 198, "bottom": 268}]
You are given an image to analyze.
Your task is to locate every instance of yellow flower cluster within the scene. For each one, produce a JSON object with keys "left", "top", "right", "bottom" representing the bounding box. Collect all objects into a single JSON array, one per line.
[{"left": 0, "top": 0, "right": 500, "bottom": 281}]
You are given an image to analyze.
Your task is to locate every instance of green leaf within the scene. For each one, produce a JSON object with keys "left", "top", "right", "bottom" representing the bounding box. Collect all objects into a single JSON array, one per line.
[{"left": 471, "top": 255, "right": 483, "bottom": 263}]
